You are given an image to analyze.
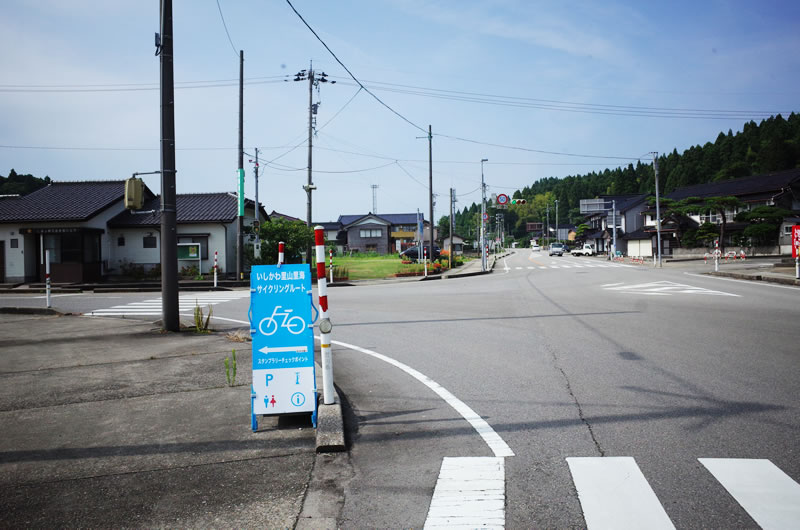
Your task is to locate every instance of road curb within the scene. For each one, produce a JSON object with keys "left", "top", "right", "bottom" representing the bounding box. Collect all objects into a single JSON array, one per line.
[
  {"left": 316, "top": 391, "right": 347, "bottom": 453},
  {"left": 0, "top": 307, "right": 65, "bottom": 315},
  {"left": 707, "top": 271, "right": 800, "bottom": 286}
]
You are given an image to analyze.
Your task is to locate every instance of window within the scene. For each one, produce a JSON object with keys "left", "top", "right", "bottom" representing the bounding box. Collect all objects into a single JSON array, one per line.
[
  {"left": 10, "top": 238, "right": 18, "bottom": 249},
  {"left": 118, "top": 237, "right": 125, "bottom": 247},
  {"left": 784, "top": 225, "right": 793, "bottom": 235},
  {"left": 359, "top": 229, "right": 382, "bottom": 238},
  {"left": 143, "top": 236, "right": 157, "bottom": 248},
  {"left": 61, "top": 233, "right": 82, "bottom": 263},
  {"left": 700, "top": 211, "right": 720, "bottom": 224}
]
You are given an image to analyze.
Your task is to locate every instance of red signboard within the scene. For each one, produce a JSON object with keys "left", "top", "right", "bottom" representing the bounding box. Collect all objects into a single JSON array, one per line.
[{"left": 792, "top": 225, "right": 800, "bottom": 258}]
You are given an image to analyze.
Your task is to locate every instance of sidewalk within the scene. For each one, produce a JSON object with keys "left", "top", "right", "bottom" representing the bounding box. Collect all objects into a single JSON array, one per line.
[{"left": 0, "top": 312, "right": 342, "bottom": 528}]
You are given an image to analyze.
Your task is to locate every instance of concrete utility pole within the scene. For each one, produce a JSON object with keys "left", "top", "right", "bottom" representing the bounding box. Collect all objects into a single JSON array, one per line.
[
  {"left": 652, "top": 152, "right": 663, "bottom": 267},
  {"left": 428, "top": 125, "right": 434, "bottom": 266},
  {"left": 294, "top": 63, "right": 334, "bottom": 263},
  {"left": 612, "top": 199, "right": 617, "bottom": 256},
  {"left": 158, "top": 0, "right": 179, "bottom": 331},
  {"left": 480, "top": 158, "right": 488, "bottom": 271},
  {"left": 249, "top": 147, "right": 260, "bottom": 252},
  {"left": 371, "top": 184, "right": 379, "bottom": 214},
  {"left": 237, "top": 50, "right": 245, "bottom": 280},
  {"left": 555, "top": 199, "right": 559, "bottom": 242},
  {"left": 449, "top": 188, "right": 455, "bottom": 269},
  {"left": 546, "top": 203, "right": 550, "bottom": 245}
]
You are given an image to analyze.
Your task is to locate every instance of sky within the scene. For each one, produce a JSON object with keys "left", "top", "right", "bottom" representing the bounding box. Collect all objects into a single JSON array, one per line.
[{"left": 1, "top": 0, "right": 799, "bottom": 224}]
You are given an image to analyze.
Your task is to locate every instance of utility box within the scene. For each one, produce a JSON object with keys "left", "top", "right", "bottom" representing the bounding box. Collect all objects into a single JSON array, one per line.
[{"left": 124, "top": 177, "right": 144, "bottom": 210}]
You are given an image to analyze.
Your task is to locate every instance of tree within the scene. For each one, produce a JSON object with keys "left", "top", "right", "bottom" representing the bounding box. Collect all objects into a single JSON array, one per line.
[
  {"left": 250, "top": 218, "right": 314, "bottom": 265},
  {"left": 437, "top": 215, "right": 451, "bottom": 241},
  {"left": 0, "top": 169, "right": 51, "bottom": 195},
  {"left": 680, "top": 196, "right": 744, "bottom": 252},
  {"left": 575, "top": 223, "right": 591, "bottom": 240},
  {"left": 735, "top": 205, "right": 792, "bottom": 246}
]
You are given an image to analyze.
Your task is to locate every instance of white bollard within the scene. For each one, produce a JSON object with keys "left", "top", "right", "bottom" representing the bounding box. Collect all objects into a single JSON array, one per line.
[
  {"left": 329, "top": 248, "right": 334, "bottom": 283},
  {"left": 423, "top": 247, "right": 428, "bottom": 277},
  {"left": 314, "top": 227, "right": 334, "bottom": 405},
  {"left": 45, "top": 249, "right": 51, "bottom": 308},
  {"left": 278, "top": 241, "right": 285, "bottom": 267}
]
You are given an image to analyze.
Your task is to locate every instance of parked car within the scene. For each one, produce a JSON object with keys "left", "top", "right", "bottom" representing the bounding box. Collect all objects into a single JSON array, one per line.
[
  {"left": 531, "top": 243, "right": 541, "bottom": 252},
  {"left": 400, "top": 246, "right": 441, "bottom": 260},
  {"left": 548, "top": 243, "right": 566, "bottom": 256},
  {"left": 572, "top": 243, "right": 596, "bottom": 256}
]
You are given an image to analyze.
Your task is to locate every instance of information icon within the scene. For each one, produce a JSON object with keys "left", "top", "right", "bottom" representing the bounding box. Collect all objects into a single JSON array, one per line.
[{"left": 291, "top": 392, "right": 306, "bottom": 407}]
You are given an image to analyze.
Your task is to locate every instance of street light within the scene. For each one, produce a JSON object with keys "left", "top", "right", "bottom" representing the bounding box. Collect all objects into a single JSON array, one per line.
[{"left": 480, "top": 158, "right": 488, "bottom": 272}]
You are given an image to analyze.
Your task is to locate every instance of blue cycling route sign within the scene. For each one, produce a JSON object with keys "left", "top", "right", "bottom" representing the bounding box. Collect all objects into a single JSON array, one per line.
[{"left": 250, "top": 264, "right": 316, "bottom": 420}]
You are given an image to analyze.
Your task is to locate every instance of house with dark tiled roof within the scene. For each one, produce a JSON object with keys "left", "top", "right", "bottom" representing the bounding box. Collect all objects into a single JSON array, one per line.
[
  {"left": 0, "top": 181, "right": 265, "bottom": 283},
  {"left": 579, "top": 194, "right": 649, "bottom": 254},
  {"left": 313, "top": 213, "right": 433, "bottom": 255},
  {"left": 108, "top": 192, "right": 267, "bottom": 278},
  {"left": 629, "top": 168, "right": 800, "bottom": 257}
]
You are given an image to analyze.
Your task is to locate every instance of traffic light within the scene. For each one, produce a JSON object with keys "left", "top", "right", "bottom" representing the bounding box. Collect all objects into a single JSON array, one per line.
[{"left": 510, "top": 198, "right": 527, "bottom": 205}]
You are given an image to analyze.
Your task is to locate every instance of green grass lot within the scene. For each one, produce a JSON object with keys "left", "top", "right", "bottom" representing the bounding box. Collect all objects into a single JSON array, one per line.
[
  {"left": 330, "top": 254, "right": 421, "bottom": 280},
  {"left": 325, "top": 253, "right": 470, "bottom": 280}
]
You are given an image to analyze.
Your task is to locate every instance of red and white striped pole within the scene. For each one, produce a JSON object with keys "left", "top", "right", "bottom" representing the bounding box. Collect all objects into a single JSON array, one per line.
[
  {"left": 277, "top": 241, "right": 285, "bottom": 267},
  {"left": 329, "top": 248, "right": 334, "bottom": 283},
  {"left": 45, "top": 249, "right": 51, "bottom": 308},
  {"left": 714, "top": 239, "right": 719, "bottom": 272},
  {"left": 314, "top": 226, "right": 334, "bottom": 405},
  {"left": 423, "top": 247, "right": 428, "bottom": 277},
  {"left": 213, "top": 250, "right": 218, "bottom": 288}
]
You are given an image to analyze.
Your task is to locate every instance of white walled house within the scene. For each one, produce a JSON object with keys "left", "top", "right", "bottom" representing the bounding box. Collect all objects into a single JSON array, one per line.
[{"left": 0, "top": 181, "right": 265, "bottom": 283}]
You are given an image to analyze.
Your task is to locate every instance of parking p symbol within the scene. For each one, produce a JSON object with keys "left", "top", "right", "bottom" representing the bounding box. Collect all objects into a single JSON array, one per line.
[{"left": 265, "top": 374, "right": 274, "bottom": 386}]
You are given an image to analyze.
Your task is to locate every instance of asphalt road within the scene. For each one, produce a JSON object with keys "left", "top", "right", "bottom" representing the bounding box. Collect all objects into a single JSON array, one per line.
[{"left": 4, "top": 251, "right": 799, "bottom": 528}]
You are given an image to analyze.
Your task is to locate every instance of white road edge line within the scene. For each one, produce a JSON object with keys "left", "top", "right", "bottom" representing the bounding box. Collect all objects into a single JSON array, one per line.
[
  {"left": 332, "top": 338, "right": 514, "bottom": 458},
  {"left": 150, "top": 315, "right": 513, "bottom": 457}
]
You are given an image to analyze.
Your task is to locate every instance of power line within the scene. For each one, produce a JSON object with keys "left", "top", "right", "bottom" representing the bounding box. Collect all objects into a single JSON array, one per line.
[
  {"left": 434, "top": 133, "right": 641, "bottom": 160},
  {"left": 329, "top": 77, "right": 793, "bottom": 120},
  {"left": 215, "top": 0, "right": 239, "bottom": 57},
  {"left": 284, "top": 0, "right": 426, "bottom": 133},
  {"left": 0, "top": 78, "right": 289, "bottom": 93}
]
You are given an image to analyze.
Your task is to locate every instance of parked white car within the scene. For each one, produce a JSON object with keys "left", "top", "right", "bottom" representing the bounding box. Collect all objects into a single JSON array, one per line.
[{"left": 531, "top": 243, "right": 541, "bottom": 252}]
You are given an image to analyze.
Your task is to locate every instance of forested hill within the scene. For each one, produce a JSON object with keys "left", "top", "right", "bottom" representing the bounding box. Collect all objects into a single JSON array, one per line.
[
  {"left": 0, "top": 169, "right": 51, "bottom": 195},
  {"left": 456, "top": 113, "right": 800, "bottom": 232}
]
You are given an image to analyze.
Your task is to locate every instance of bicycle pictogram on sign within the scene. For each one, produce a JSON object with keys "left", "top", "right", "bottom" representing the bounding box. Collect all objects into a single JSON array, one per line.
[{"left": 258, "top": 305, "right": 306, "bottom": 336}]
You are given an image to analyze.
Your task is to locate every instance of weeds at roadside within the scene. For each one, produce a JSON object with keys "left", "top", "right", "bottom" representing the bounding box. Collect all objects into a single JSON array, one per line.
[
  {"left": 193, "top": 301, "right": 212, "bottom": 333},
  {"left": 224, "top": 349, "right": 237, "bottom": 386}
]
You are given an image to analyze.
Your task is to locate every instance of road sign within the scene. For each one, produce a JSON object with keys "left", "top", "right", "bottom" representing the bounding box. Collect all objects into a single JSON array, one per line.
[
  {"left": 792, "top": 225, "right": 800, "bottom": 258},
  {"left": 250, "top": 264, "right": 316, "bottom": 418},
  {"left": 482, "top": 213, "right": 489, "bottom": 221},
  {"left": 497, "top": 193, "right": 508, "bottom": 205}
]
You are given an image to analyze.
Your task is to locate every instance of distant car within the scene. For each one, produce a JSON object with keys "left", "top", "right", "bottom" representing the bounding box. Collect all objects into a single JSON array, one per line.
[
  {"left": 549, "top": 243, "right": 566, "bottom": 256},
  {"left": 400, "top": 246, "right": 441, "bottom": 260},
  {"left": 572, "top": 243, "right": 596, "bottom": 256},
  {"left": 531, "top": 243, "right": 541, "bottom": 252}
]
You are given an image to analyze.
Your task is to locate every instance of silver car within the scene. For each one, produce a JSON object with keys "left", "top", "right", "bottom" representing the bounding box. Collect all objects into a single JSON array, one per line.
[{"left": 549, "top": 243, "right": 565, "bottom": 256}]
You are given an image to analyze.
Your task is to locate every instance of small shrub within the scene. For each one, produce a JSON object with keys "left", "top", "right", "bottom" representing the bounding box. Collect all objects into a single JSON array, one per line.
[{"left": 181, "top": 265, "right": 199, "bottom": 278}]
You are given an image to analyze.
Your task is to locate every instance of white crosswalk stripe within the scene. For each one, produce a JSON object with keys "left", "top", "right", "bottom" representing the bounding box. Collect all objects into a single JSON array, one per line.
[
  {"left": 87, "top": 290, "right": 251, "bottom": 316},
  {"left": 425, "top": 457, "right": 505, "bottom": 529},
  {"left": 699, "top": 458, "right": 800, "bottom": 530},
  {"left": 566, "top": 456, "right": 800, "bottom": 530},
  {"left": 567, "top": 456, "right": 675, "bottom": 529}
]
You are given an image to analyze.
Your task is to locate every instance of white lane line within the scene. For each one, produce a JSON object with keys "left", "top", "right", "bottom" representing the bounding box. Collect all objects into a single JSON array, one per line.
[
  {"left": 527, "top": 266, "right": 535, "bottom": 269},
  {"left": 567, "top": 456, "right": 675, "bottom": 530},
  {"left": 699, "top": 458, "right": 800, "bottom": 530},
  {"left": 332, "top": 339, "right": 514, "bottom": 458},
  {"left": 515, "top": 267, "right": 523, "bottom": 270},
  {"left": 424, "top": 457, "right": 505, "bottom": 529},
  {"left": 683, "top": 271, "right": 800, "bottom": 291},
  {"left": 602, "top": 283, "right": 625, "bottom": 287},
  {"left": 550, "top": 266, "right": 559, "bottom": 269},
  {"left": 539, "top": 266, "right": 547, "bottom": 269}
]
